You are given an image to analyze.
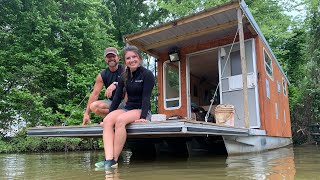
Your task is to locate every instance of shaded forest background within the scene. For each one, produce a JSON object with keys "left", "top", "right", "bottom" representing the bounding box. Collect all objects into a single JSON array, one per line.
[{"left": 0, "top": 0, "right": 319, "bottom": 152}]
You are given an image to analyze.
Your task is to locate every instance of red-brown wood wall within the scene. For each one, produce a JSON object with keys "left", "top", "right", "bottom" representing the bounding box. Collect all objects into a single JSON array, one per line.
[
  {"left": 255, "top": 37, "right": 292, "bottom": 137},
  {"left": 156, "top": 34, "right": 291, "bottom": 138}
]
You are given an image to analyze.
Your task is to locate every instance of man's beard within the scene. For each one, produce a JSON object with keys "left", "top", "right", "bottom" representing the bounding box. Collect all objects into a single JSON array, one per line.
[{"left": 107, "top": 60, "right": 117, "bottom": 67}]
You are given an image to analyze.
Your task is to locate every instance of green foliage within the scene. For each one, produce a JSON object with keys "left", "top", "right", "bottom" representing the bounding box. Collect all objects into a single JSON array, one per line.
[
  {"left": 0, "top": 0, "right": 117, "bottom": 134},
  {"left": 0, "top": 0, "right": 319, "bottom": 147},
  {"left": 103, "top": 0, "right": 169, "bottom": 47},
  {"left": 0, "top": 128, "right": 103, "bottom": 153},
  {"left": 283, "top": 0, "right": 320, "bottom": 144},
  {"left": 157, "top": 0, "right": 226, "bottom": 18}
]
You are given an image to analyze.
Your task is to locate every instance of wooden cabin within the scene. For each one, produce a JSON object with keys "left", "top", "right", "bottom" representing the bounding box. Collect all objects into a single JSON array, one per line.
[
  {"left": 28, "top": 0, "right": 292, "bottom": 155},
  {"left": 124, "top": 0, "right": 291, "bottom": 137}
]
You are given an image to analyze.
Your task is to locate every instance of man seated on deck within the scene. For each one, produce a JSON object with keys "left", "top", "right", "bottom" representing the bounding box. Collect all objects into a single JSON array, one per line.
[{"left": 82, "top": 47, "right": 125, "bottom": 126}]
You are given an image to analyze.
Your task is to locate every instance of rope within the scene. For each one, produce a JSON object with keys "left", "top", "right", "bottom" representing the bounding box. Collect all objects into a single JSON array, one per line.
[
  {"left": 63, "top": 86, "right": 93, "bottom": 126},
  {"left": 205, "top": 26, "right": 240, "bottom": 122}
]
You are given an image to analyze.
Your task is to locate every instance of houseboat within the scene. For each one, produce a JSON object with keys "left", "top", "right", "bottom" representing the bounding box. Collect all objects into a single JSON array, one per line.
[{"left": 28, "top": 0, "right": 292, "bottom": 155}]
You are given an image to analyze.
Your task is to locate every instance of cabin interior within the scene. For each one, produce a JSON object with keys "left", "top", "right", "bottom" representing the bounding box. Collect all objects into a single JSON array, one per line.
[{"left": 188, "top": 49, "right": 220, "bottom": 120}]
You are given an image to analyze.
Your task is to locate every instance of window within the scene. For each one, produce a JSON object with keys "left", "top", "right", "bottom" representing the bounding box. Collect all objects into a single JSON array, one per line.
[
  {"left": 230, "top": 50, "right": 241, "bottom": 76},
  {"left": 266, "top": 79, "right": 270, "bottom": 99},
  {"left": 163, "top": 60, "right": 181, "bottom": 109},
  {"left": 282, "top": 78, "right": 287, "bottom": 96},
  {"left": 263, "top": 49, "right": 273, "bottom": 79},
  {"left": 275, "top": 103, "right": 278, "bottom": 120},
  {"left": 277, "top": 81, "right": 281, "bottom": 93}
]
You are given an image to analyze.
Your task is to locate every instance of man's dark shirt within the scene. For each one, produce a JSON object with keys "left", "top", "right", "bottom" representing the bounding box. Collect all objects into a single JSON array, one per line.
[
  {"left": 110, "top": 66, "right": 155, "bottom": 119},
  {"left": 100, "top": 64, "right": 123, "bottom": 100}
]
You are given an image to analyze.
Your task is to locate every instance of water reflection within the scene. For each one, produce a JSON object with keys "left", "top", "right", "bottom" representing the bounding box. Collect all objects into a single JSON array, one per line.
[
  {"left": 1, "top": 145, "right": 320, "bottom": 179},
  {"left": 1, "top": 154, "right": 25, "bottom": 178},
  {"left": 225, "top": 147, "right": 295, "bottom": 179},
  {"left": 105, "top": 168, "right": 120, "bottom": 180}
]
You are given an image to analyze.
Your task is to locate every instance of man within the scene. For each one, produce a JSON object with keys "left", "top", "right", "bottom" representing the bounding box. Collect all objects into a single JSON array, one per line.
[{"left": 82, "top": 47, "right": 125, "bottom": 125}]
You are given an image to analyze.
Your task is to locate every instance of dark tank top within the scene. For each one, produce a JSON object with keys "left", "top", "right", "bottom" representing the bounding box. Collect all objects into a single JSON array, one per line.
[{"left": 100, "top": 64, "right": 123, "bottom": 100}]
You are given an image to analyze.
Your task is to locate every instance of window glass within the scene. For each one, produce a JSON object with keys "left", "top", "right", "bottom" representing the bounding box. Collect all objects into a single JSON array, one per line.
[
  {"left": 230, "top": 50, "right": 241, "bottom": 76},
  {"left": 264, "top": 49, "right": 273, "bottom": 78},
  {"left": 275, "top": 103, "right": 278, "bottom": 120},
  {"left": 282, "top": 78, "right": 287, "bottom": 96},
  {"left": 163, "top": 61, "right": 180, "bottom": 109},
  {"left": 266, "top": 79, "right": 270, "bottom": 99}
]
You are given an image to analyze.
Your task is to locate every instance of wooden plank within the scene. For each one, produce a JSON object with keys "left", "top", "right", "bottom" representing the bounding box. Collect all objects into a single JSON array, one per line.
[
  {"left": 125, "top": 2, "right": 239, "bottom": 42},
  {"left": 127, "top": 40, "right": 160, "bottom": 58},
  {"left": 144, "top": 20, "right": 238, "bottom": 50},
  {"left": 237, "top": 8, "right": 249, "bottom": 128},
  {"left": 243, "top": 18, "right": 257, "bottom": 36}
]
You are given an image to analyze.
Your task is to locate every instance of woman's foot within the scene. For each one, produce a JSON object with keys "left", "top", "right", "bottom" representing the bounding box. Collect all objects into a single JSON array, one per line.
[
  {"left": 104, "top": 159, "right": 118, "bottom": 169},
  {"left": 95, "top": 159, "right": 118, "bottom": 169}
]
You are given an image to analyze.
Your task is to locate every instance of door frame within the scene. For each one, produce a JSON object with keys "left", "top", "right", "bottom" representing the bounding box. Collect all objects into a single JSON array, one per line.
[
  {"left": 186, "top": 47, "right": 219, "bottom": 119},
  {"left": 218, "top": 38, "right": 260, "bottom": 128}
]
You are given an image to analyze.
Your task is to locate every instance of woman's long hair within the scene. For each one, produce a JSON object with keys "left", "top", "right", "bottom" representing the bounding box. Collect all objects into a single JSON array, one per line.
[{"left": 122, "top": 45, "right": 143, "bottom": 87}]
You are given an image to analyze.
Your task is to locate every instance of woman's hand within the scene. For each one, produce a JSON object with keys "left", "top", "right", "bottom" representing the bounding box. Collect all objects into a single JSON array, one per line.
[{"left": 134, "top": 119, "right": 149, "bottom": 123}]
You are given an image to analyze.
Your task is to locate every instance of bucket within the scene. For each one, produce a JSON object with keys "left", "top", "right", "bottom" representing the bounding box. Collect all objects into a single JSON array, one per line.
[{"left": 214, "top": 104, "right": 235, "bottom": 126}]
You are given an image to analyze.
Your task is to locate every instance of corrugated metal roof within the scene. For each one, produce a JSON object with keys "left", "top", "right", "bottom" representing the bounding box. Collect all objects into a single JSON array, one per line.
[
  {"left": 124, "top": 0, "right": 289, "bottom": 84},
  {"left": 124, "top": 0, "right": 240, "bottom": 56}
]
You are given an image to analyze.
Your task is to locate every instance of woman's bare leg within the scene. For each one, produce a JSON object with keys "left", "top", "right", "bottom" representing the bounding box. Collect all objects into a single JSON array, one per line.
[
  {"left": 113, "top": 109, "right": 142, "bottom": 161},
  {"left": 103, "top": 109, "right": 126, "bottom": 160}
]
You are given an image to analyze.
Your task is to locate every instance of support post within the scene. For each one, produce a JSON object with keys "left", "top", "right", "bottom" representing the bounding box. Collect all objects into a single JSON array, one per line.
[{"left": 237, "top": 8, "right": 249, "bottom": 128}]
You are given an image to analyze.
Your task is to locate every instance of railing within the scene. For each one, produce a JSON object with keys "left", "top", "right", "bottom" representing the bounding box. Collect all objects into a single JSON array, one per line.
[{"left": 310, "top": 123, "right": 320, "bottom": 143}]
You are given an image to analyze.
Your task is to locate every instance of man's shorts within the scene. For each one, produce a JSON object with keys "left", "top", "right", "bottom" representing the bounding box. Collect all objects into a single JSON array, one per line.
[{"left": 103, "top": 99, "right": 126, "bottom": 109}]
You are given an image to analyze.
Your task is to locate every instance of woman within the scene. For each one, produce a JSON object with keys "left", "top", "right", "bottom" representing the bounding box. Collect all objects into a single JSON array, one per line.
[{"left": 95, "top": 45, "right": 155, "bottom": 169}]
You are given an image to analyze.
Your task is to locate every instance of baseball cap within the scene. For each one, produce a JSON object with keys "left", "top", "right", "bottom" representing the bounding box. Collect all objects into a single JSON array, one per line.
[{"left": 104, "top": 47, "right": 118, "bottom": 57}]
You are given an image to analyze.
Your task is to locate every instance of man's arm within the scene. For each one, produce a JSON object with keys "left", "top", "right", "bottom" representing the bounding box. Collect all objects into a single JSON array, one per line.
[{"left": 82, "top": 74, "right": 104, "bottom": 125}]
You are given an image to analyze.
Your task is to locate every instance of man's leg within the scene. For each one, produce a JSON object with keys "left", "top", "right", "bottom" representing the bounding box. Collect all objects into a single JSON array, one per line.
[{"left": 90, "top": 100, "right": 111, "bottom": 117}]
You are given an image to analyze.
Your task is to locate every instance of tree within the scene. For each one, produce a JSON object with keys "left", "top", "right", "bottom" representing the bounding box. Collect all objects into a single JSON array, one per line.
[
  {"left": 103, "top": 0, "right": 169, "bottom": 48},
  {"left": 0, "top": 0, "right": 116, "bottom": 135},
  {"left": 304, "top": 0, "right": 320, "bottom": 122}
]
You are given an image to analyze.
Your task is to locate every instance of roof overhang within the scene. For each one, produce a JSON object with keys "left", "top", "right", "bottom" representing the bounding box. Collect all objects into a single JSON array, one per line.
[{"left": 123, "top": 0, "right": 290, "bottom": 84}]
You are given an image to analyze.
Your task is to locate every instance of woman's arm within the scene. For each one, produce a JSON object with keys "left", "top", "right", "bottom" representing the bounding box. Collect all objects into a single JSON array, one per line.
[
  {"left": 109, "top": 77, "right": 124, "bottom": 112},
  {"left": 140, "top": 70, "right": 155, "bottom": 119}
]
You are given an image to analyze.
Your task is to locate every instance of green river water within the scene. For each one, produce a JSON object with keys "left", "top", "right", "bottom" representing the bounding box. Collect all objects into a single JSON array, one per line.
[{"left": 0, "top": 144, "right": 319, "bottom": 180}]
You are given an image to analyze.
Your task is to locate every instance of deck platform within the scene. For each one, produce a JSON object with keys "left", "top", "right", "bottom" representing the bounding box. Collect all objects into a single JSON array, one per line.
[
  {"left": 27, "top": 120, "right": 293, "bottom": 155},
  {"left": 27, "top": 120, "right": 249, "bottom": 138}
]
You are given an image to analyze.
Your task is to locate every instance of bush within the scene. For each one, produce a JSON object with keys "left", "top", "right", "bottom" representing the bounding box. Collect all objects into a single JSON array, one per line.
[{"left": 0, "top": 129, "right": 103, "bottom": 153}]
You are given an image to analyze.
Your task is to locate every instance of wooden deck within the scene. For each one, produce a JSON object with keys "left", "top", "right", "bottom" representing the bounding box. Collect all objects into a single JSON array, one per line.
[{"left": 27, "top": 120, "right": 249, "bottom": 138}]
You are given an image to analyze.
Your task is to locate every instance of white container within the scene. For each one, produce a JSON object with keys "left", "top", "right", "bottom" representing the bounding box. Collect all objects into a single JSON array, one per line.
[
  {"left": 151, "top": 114, "right": 166, "bottom": 121},
  {"left": 215, "top": 104, "right": 235, "bottom": 127}
]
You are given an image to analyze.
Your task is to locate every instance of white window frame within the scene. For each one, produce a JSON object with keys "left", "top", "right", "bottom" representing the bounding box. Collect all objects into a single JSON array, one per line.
[
  {"left": 277, "top": 80, "right": 281, "bottom": 93},
  {"left": 163, "top": 60, "right": 181, "bottom": 110},
  {"left": 275, "top": 103, "right": 278, "bottom": 120},
  {"left": 282, "top": 78, "right": 287, "bottom": 96},
  {"left": 263, "top": 48, "right": 273, "bottom": 80}
]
